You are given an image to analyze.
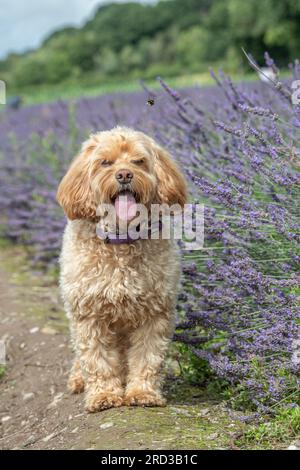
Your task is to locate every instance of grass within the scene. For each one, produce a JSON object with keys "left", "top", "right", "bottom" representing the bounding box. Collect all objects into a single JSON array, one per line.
[
  {"left": 0, "top": 365, "right": 6, "bottom": 379},
  {"left": 236, "top": 407, "right": 300, "bottom": 449},
  {"left": 5, "top": 71, "right": 260, "bottom": 106}
]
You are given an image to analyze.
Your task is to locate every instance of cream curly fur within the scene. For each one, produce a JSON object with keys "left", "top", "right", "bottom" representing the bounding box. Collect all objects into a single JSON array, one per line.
[{"left": 57, "top": 127, "right": 187, "bottom": 412}]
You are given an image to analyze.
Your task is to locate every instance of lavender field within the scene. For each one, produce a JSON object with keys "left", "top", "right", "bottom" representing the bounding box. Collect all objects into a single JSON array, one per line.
[{"left": 0, "top": 57, "right": 299, "bottom": 414}]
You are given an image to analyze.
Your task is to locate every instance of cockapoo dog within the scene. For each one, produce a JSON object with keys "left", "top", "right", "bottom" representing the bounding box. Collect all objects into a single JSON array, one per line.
[{"left": 56, "top": 127, "right": 187, "bottom": 412}]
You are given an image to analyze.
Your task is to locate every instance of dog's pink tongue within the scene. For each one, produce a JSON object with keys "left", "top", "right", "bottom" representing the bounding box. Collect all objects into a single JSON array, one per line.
[{"left": 114, "top": 192, "right": 137, "bottom": 221}]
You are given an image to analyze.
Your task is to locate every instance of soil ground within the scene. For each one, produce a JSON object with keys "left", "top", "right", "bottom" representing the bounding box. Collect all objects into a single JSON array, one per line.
[{"left": 0, "top": 246, "right": 285, "bottom": 450}]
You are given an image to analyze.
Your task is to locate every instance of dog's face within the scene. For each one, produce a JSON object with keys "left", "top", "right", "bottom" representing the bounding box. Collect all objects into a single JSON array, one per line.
[{"left": 57, "top": 127, "right": 187, "bottom": 220}]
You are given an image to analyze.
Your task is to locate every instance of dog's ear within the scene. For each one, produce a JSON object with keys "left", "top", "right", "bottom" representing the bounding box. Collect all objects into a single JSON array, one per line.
[
  {"left": 56, "top": 138, "right": 98, "bottom": 220},
  {"left": 153, "top": 143, "right": 187, "bottom": 207}
]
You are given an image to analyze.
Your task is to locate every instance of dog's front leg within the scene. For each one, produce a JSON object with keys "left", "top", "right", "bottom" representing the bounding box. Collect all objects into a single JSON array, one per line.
[
  {"left": 124, "top": 315, "right": 170, "bottom": 407},
  {"left": 77, "top": 318, "right": 124, "bottom": 412},
  {"left": 68, "top": 320, "right": 85, "bottom": 394}
]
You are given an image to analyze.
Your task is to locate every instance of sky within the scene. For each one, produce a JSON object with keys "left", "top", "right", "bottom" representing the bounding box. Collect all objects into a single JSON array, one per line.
[{"left": 0, "top": 0, "right": 146, "bottom": 59}]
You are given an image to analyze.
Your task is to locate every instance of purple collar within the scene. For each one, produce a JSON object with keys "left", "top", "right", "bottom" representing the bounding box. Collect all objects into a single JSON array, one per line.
[{"left": 102, "top": 220, "right": 162, "bottom": 245}]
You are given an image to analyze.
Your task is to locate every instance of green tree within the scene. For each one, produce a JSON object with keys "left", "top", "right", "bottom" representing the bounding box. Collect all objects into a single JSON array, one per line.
[
  {"left": 176, "top": 27, "right": 210, "bottom": 68},
  {"left": 2, "top": 0, "right": 300, "bottom": 89}
]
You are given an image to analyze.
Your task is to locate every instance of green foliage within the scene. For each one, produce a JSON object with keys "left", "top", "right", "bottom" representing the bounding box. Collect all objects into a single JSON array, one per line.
[
  {"left": 0, "top": 365, "right": 6, "bottom": 380},
  {"left": 175, "top": 343, "right": 213, "bottom": 385},
  {"left": 177, "top": 346, "right": 300, "bottom": 412},
  {"left": 238, "top": 407, "right": 300, "bottom": 448},
  {"left": 175, "top": 344, "right": 230, "bottom": 401},
  {"left": 1, "top": 0, "right": 299, "bottom": 90},
  {"left": 176, "top": 27, "right": 210, "bottom": 68},
  {"left": 13, "top": 56, "right": 47, "bottom": 87}
]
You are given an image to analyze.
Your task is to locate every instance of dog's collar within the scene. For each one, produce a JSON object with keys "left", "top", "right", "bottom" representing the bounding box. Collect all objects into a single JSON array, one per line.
[{"left": 101, "top": 220, "right": 162, "bottom": 245}]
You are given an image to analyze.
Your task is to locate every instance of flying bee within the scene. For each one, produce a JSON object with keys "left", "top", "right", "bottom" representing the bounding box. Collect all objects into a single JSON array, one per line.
[{"left": 147, "top": 98, "right": 155, "bottom": 106}]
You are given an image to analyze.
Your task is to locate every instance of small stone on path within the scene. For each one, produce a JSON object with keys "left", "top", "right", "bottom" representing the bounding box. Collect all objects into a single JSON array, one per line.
[
  {"left": 29, "top": 327, "right": 39, "bottom": 334},
  {"left": 1, "top": 416, "right": 11, "bottom": 423},
  {"left": 43, "top": 432, "right": 56, "bottom": 442},
  {"left": 47, "top": 392, "right": 64, "bottom": 410},
  {"left": 42, "top": 326, "right": 57, "bottom": 335},
  {"left": 100, "top": 422, "right": 114, "bottom": 430},
  {"left": 23, "top": 392, "right": 34, "bottom": 402},
  {"left": 207, "top": 432, "right": 219, "bottom": 440}
]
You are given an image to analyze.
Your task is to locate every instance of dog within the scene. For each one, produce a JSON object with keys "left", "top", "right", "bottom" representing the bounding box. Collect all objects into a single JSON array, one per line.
[{"left": 56, "top": 127, "right": 187, "bottom": 412}]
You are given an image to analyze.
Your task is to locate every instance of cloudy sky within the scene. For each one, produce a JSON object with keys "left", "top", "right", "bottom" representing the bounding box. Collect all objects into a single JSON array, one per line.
[{"left": 0, "top": 0, "right": 144, "bottom": 59}]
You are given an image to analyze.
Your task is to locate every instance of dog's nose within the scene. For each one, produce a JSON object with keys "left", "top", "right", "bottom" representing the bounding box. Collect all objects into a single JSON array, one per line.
[{"left": 115, "top": 169, "right": 133, "bottom": 184}]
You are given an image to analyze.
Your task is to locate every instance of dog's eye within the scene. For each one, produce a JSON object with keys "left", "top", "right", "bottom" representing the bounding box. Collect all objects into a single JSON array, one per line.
[
  {"left": 132, "top": 159, "right": 144, "bottom": 165},
  {"left": 101, "top": 160, "right": 113, "bottom": 167}
]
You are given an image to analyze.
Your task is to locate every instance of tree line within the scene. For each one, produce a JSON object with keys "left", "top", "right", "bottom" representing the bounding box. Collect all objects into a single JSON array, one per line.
[{"left": 1, "top": 0, "right": 299, "bottom": 88}]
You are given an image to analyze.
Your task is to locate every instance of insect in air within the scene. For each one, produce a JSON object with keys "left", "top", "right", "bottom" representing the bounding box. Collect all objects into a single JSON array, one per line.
[{"left": 147, "top": 98, "right": 155, "bottom": 106}]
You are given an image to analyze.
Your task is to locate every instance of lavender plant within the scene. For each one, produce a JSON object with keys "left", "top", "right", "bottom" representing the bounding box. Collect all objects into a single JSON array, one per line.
[
  {"left": 156, "top": 58, "right": 300, "bottom": 409},
  {"left": 0, "top": 57, "right": 299, "bottom": 409}
]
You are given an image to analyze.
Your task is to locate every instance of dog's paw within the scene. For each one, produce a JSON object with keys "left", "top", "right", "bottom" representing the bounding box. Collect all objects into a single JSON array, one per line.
[
  {"left": 85, "top": 391, "right": 123, "bottom": 413},
  {"left": 67, "top": 375, "right": 85, "bottom": 394},
  {"left": 123, "top": 389, "right": 166, "bottom": 407}
]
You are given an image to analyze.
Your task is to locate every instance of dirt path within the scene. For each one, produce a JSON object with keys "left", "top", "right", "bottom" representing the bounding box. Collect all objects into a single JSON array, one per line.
[{"left": 0, "top": 246, "right": 253, "bottom": 450}]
